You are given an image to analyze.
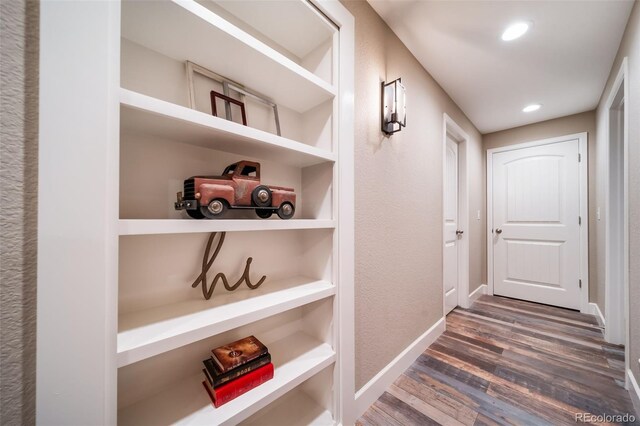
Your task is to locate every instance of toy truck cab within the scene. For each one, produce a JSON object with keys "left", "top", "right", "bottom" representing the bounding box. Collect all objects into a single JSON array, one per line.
[{"left": 175, "top": 161, "right": 296, "bottom": 220}]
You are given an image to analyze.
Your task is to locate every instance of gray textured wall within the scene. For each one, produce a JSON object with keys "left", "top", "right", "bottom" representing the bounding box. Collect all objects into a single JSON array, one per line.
[
  {"left": 340, "top": 0, "right": 484, "bottom": 390},
  {"left": 0, "top": 0, "right": 39, "bottom": 424},
  {"left": 626, "top": 0, "right": 640, "bottom": 400}
]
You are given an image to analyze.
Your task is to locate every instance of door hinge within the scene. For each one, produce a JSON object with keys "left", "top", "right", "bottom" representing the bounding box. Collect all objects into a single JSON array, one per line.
[
  {"left": 578, "top": 153, "right": 582, "bottom": 162},
  {"left": 579, "top": 216, "right": 582, "bottom": 225},
  {"left": 579, "top": 279, "right": 582, "bottom": 289}
]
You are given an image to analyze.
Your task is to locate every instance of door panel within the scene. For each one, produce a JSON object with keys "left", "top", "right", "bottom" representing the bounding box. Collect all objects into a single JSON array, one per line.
[
  {"left": 444, "top": 137, "right": 458, "bottom": 313},
  {"left": 506, "top": 240, "right": 562, "bottom": 287},
  {"left": 506, "top": 156, "right": 562, "bottom": 222},
  {"left": 492, "top": 139, "right": 581, "bottom": 309}
]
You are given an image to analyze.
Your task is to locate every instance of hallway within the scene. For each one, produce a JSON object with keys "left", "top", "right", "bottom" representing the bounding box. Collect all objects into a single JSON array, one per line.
[{"left": 357, "top": 295, "right": 638, "bottom": 425}]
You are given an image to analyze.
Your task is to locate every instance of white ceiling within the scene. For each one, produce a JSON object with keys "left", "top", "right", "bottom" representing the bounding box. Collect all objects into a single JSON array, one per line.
[{"left": 368, "top": 0, "right": 634, "bottom": 133}]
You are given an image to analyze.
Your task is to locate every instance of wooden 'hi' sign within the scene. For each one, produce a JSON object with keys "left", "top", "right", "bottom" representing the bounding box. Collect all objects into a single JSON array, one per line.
[{"left": 191, "top": 232, "right": 267, "bottom": 300}]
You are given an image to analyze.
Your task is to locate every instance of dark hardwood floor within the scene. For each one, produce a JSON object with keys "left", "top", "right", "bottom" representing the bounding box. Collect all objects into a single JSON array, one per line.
[{"left": 357, "top": 295, "right": 639, "bottom": 425}]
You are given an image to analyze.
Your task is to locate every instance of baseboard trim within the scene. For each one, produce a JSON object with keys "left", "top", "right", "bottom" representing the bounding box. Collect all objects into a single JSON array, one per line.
[
  {"left": 588, "top": 302, "right": 605, "bottom": 327},
  {"left": 628, "top": 369, "right": 640, "bottom": 415},
  {"left": 354, "top": 317, "right": 445, "bottom": 419},
  {"left": 469, "top": 284, "right": 487, "bottom": 305}
]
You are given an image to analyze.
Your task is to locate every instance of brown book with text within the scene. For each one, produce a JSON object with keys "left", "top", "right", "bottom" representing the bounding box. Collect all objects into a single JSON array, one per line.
[{"left": 211, "top": 335, "right": 268, "bottom": 373}]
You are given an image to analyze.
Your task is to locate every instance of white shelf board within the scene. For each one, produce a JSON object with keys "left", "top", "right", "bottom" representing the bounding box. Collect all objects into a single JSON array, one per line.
[
  {"left": 241, "top": 389, "right": 333, "bottom": 426},
  {"left": 118, "top": 277, "right": 335, "bottom": 367},
  {"left": 121, "top": 0, "right": 336, "bottom": 113},
  {"left": 120, "top": 89, "right": 335, "bottom": 168},
  {"left": 118, "top": 332, "right": 336, "bottom": 426},
  {"left": 211, "top": 0, "right": 335, "bottom": 60},
  {"left": 119, "top": 219, "right": 336, "bottom": 236}
]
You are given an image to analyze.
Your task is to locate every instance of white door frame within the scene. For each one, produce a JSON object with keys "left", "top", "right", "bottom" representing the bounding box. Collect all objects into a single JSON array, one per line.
[
  {"left": 443, "top": 114, "right": 470, "bottom": 310},
  {"left": 486, "top": 132, "right": 590, "bottom": 313},
  {"left": 603, "top": 58, "right": 629, "bottom": 366}
]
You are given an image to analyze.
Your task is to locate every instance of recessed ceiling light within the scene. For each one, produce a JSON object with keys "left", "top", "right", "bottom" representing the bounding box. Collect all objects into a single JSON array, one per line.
[
  {"left": 522, "top": 104, "right": 541, "bottom": 112},
  {"left": 502, "top": 22, "right": 530, "bottom": 41}
]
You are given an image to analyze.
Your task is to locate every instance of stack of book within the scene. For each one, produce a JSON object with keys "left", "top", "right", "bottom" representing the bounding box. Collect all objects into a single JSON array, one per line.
[{"left": 201, "top": 335, "right": 273, "bottom": 408}]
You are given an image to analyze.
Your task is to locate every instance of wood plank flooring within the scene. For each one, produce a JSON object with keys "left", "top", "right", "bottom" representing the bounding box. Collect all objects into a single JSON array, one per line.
[{"left": 357, "top": 295, "right": 639, "bottom": 425}]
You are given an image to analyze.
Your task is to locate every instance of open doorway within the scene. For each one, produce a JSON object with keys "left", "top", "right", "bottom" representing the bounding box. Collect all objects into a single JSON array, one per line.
[{"left": 604, "top": 58, "right": 629, "bottom": 377}]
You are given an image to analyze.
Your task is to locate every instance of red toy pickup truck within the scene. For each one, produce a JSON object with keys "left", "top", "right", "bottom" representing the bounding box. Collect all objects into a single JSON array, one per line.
[{"left": 175, "top": 161, "right": 296, "bottom": 220}]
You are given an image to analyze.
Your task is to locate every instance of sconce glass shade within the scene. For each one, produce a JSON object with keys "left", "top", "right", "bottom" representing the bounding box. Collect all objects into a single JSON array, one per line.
[{"left": 382, "top": 78, "right": 406, "bottom": 135}]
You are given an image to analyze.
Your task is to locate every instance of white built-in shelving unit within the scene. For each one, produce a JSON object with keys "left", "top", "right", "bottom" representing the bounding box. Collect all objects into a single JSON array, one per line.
[
  {"left": 38, "top": 0, "right": 354, "bottom": 425},
  {"left": 120, "top": 89, "right": 337, "bottom": 167}
]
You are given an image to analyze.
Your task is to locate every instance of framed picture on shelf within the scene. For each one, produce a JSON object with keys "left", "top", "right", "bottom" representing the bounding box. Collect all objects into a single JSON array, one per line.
[
  {"left": 185, "top": 61, "right": 282, "bottom": 135},
  {"left": 222, "top": 81, "right": 281, "bottom": 136},
  {"left": 210, "top": 90, "right": 247, "bottom": 126},
  {"left": 186, "top": 61, "right": 237, "bottom": 114}
]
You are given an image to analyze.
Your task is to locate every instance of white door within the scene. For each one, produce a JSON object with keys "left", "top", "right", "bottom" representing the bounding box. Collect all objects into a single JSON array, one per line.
[
  {"left": 492, "top": 139, "right": 582, "bottom": 309},
  {"left": 444, "top": 136, "right": 459, "bottom": 313}
]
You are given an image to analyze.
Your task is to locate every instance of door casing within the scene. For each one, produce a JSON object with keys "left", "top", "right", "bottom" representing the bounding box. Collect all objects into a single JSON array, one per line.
[
  {"left": 603, "top": 58, "right": 629, "bottom": 378},
  {"left": 444, "top": 135, "right": 459, "bottom": 313},
  {"left": 442, "top": 114, "right": 470, "bottom": 312},
  {"left": 486, "top": 132, "right": 589, "bottom": 313}
]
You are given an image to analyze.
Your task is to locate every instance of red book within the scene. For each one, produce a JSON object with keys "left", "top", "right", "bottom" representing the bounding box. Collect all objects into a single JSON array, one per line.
[{"left": 202, "top": 363, "right": 274, "bottom": 408}]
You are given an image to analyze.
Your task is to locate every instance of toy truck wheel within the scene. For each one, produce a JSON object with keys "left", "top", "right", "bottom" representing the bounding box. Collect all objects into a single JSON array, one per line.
[
  {"left": 277, "top": 202, "right": 295, "bottom": 220},
  {"left": 252, "top": 185, "right": 272, "bottom": 207},
  {"left": 201, "top": 199, "right": 228, "bottom": 219},
  {"left": 255, "top": 209, "right": 273, "bottom": 219},
  {"left": 186, "top": 209, "right": 205, "bottom": 219}
]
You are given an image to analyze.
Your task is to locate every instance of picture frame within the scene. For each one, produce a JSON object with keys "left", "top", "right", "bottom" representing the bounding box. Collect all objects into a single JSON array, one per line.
[
  {"left": 185, "top": 61, "right": 282, "bottom": 136},
  {"left": 186, "top": 61, "right": 235, "bottom": 117},
  {"left": 222, "top": 81, "right": 281, "bottom": 136},
  {"left": 210, "top": 90, "right": 247, "bottom": 126}
]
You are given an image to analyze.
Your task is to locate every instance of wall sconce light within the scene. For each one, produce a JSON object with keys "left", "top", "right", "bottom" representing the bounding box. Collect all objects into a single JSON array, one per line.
[{"left": 381, "top": 78, "right": 406, "bottom": 135}]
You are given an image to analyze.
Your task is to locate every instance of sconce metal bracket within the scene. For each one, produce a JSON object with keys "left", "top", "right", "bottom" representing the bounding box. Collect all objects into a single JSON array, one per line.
[{"left": 381, "top": 78, "right": 406, "bottom": 135}]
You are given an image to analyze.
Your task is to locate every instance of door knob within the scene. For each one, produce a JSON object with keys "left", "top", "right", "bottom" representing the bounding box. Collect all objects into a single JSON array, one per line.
[
  {"left": 495, "top": 228, "right": 502, "bottom": 234},
  {"left": 456, "top": 230, "right": 464, "bottom": 235}
]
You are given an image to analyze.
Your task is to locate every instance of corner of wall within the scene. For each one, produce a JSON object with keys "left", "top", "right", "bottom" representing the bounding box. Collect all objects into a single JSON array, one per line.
[
  {"left": 0, "top": 0, "right": 39, "bottom": 425},
  {"left": 628, "top": 369, "right": 640, "bottom": 417},
  {"left": 469, "top": 284, "right": 487, "bottom": 305},
  {"left": 354, "top": 317, "right": 445, "bottom": 419},
  {"left": 588, "top": 302, "right": 606, "bottom": 327}
]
